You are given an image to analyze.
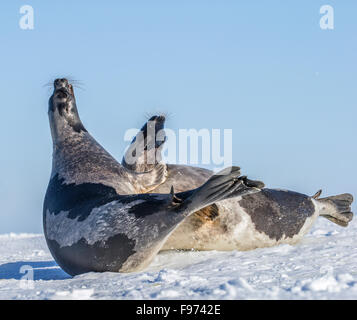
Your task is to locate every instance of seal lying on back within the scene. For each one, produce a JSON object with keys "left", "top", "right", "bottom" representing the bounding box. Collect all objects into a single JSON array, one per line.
[
  {"left": 122, "top": 116, "right": 354, "bottom": 251},
  {"left": 43, "top": 79, "right": 263, "bottom": 276}
]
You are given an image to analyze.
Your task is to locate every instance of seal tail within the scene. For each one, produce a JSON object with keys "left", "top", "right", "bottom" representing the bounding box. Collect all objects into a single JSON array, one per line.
[
  {"left": 175, "top": 167, "right": 264, "bottom": 215},
  {"left": 314, "top": 191, "right": 354, "bottom": 227}
]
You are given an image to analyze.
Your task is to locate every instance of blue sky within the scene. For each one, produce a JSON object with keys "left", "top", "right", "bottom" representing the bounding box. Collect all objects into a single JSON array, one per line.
[{"left": 0, "top": 1, "right": 356, "bottom": 233}]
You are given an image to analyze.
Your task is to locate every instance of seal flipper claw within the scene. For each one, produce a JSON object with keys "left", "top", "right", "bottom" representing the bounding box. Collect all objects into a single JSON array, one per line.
[{"left": 170, "top": 186, "right": 183, "bottom": 205}]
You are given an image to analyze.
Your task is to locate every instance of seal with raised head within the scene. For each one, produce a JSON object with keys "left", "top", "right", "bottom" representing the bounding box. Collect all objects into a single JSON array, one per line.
[
  {"left": 43, "top": 78, "right": 263, "bottom": 276},
  {"left": 122, "top": 116, "right": 354, "bottom": 251}
]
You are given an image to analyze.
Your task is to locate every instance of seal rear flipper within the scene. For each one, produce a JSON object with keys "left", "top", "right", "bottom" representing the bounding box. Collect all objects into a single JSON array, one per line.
[{"left": 317, "top": 193, "right": 354, "bottom": 227}]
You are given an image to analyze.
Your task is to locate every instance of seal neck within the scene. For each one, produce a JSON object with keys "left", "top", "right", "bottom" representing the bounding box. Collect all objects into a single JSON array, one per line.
[
  {"left": 48, "top": 87, "right": 138, "bottom": 194},
  {"left": 48, "top": 96, "right": 87, "bottom": 144},
  {"left": 50, "top": 131, "right": 139, "bottom": 194},
  {"left": 51, "top": 131, "right": 121, "bottom": 176}
]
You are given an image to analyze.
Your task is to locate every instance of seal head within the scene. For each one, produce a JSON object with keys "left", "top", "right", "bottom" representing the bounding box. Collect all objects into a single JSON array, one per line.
[{"left": 49, "top": 78, "right": 87, "bottom": 142}]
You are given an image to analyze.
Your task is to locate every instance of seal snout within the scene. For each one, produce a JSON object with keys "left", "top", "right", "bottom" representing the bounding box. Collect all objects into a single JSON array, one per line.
[
  {"left": 54, "top": 78, "right": 69, "bottom": 89},
  {"left": 149, "top": 115, "right": 166, "bottom": 122},
  {"left": 147, "top": 115, "right": 166, "bottom": 132},
  {"left": 53, "top": 78, "right": 74, "bottom": 102},
  {"left": 146, "top": 115, "right": 166, "bottom": 145}
]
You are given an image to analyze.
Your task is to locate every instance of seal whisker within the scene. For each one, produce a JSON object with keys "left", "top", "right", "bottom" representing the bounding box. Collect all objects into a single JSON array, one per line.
[
  {"left": 71, "top": 84, "right": 86, "bottom": 91},
  {"left": 65, "top": 77, "right": 85, "bottom": 84}
]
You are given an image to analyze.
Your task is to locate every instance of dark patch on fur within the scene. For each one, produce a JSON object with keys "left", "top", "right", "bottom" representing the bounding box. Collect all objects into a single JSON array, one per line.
[
  {"left": 46, "top": 234, "right": 136, "bottom": 276},
  {"left": 121, "top": 195, "right": 167, "bottom": 218},
  {"left": 57, "top": 103, "right": 67, "bottom": 117},
  {"left": 44, "top": 174, "right": 119, "bottom": 221},
  {"left": 239, "top": 189, "right": 315, "bottom": 241},
  {"left": 44, "top": 174, "right": 171, "bottom": 221}
]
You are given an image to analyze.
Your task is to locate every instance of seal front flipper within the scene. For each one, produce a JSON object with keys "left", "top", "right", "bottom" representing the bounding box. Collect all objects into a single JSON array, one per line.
[{"left": 122, "top": 115, "right": 168, "bottom": 192}]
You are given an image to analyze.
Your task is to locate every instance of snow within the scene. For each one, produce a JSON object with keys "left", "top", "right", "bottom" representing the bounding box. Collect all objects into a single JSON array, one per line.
[{"left": 0, "top": 218, "right": 357, "bottom": 300}]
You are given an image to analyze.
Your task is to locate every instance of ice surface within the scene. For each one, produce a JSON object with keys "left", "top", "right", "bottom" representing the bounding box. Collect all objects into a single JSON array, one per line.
[{"left": 0, "top": 218, "right": 356, "bottom": 299}]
